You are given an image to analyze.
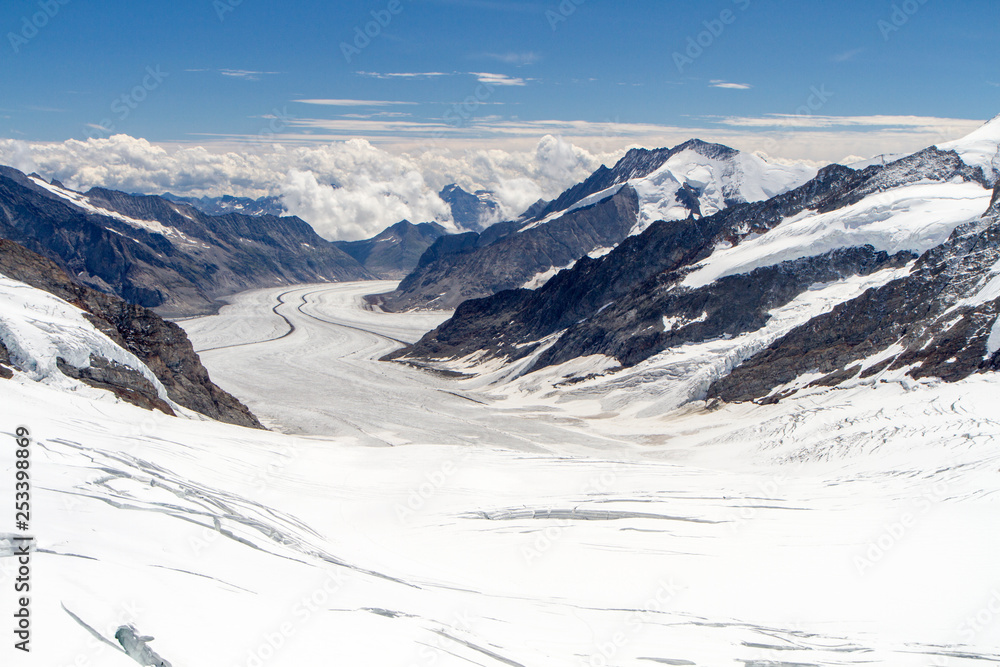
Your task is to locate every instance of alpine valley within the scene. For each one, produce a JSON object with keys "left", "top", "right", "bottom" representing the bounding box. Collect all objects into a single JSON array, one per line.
[{"left": 1, "top": 116, "right": 999, "bottom": 667}]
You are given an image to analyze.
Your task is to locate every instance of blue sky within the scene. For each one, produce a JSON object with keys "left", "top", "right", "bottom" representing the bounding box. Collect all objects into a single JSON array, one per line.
[{"left": 2, "top": 0, "right": 997, "bottom": 155}]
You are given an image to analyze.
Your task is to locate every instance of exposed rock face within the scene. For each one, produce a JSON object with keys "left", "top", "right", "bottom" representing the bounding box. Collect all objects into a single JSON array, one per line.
[
  {"left": 0, "top": 166, "right": 372, "bottom": 316},
  {"left": 393, "top": 149, "right": 990, "bottom": 385},
  {"left": 439, "top": 184, "right": 503, "bottom": 232},
  {"left": 57, "top": 355, "right": 176, "bottom": 416},
  {"left": 0, "top": 239, "right": 263, "bottom": 428},
  {"left": 709, "top": 195, "right": 1000, "bottom": 403},
  {"left": 0, "top": 340, "right": 12, "bottom": 379},
  {"left": 378, "top": 186, "right": 641, "bottom": 311},
  {"left": 333, "top": 220, "right": 447, "bottom": 279}
]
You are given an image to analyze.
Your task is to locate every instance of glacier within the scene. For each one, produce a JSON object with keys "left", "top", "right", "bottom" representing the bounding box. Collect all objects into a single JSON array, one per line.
[{"left": 0, "top": 276, "right": 997, "bottom": 666}]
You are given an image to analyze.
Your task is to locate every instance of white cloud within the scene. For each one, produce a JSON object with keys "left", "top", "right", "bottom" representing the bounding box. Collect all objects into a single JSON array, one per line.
[
  {"left": 0, "top": 115, "right": 987, "bottom": 242},
  {"left": 717, "top": 114, "right": 982, "bottom": 131},
  {"left": 481, "top": 52, "right": 541, "bottom": 65},
  {"left": 831, "top": 48, "right": 865, "bottom": 63},
  {"left": 294, "top": 99, "right": 418, "bottom": 107},
  {"left": 0, "top": 134, "right": 608, "bottom": 241},
  {"left": 218, "top": 69, "right": 280, "bottom": 80},
  {"left": 710, "top": 80, "right": 752, "bottom": 90},
  {"left": 1, "top": 140, "right": 36, "bottom": 174},
  {"left": 356, "top": 71, "right": 450, "bottom": 79},
  {"left": 471, "top": 72, "right": 528, "bottom": 87}
]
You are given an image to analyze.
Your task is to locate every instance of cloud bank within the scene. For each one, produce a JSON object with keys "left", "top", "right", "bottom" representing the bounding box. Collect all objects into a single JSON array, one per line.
[
  {"left": 0, "top": 134, "right": 609, "bottom": 241},
  {"left": 0, "top": 114, "right": 985, "bottom": 241}
]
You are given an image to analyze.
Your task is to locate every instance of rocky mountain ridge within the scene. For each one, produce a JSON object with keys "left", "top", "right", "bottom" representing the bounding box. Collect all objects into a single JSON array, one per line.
[
  {"left": 389, "top": 127, "right": 998, "bottom": 407},
  {"left": 333, "top": 220, "right": 447, "bottom": 279},
  {"left": 0, "top": 166, "right": 372, "bottom": 316}
]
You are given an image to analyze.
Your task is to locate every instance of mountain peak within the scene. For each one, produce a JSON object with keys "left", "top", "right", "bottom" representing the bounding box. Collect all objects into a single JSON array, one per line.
[{"left": 939, "top": 113, "right": 1000, "bottom": 180}]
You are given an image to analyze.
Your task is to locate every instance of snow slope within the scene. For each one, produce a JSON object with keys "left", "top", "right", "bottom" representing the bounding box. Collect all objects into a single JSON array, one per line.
[
  {"left": 683, "top": 180, "right": 992, "bottom": 288},
  {"left": 499, "top": 265, "right": 915, "bottom": 416},
  {"left": 1, "top": 281, "right": 998, "bottom": 667}
]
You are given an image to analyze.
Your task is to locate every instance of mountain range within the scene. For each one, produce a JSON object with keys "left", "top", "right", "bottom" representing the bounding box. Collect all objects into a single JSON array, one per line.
[
  {"left": 0, "top": 167, "right": 374, "bottom": 316},
  {"left": 388, "top": 116, "right": 1000, "bottom": 410},
  {"left": 3, "top": 116, "right": 999, "bottom": 420},
  {"left": 375, "top": 139, "right": 816, "bottom": 311}
]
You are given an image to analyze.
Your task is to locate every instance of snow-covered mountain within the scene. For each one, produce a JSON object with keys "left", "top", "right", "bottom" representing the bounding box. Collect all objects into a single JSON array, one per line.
[
  {"left": 522, "top": 139, "right": 816, "bottom": 236},
  {"left": 0, "top": 238, "right": 260, "bottom": 426},
  {"left": 439, "top": 184, "right": 504, "bottom": 232},
  {"left": 378, "top": 140, "right": 815, "bottom": 311},
  {"left": 0, "top": 166, "right": 372, "bottom": 316},
  {"left": 390, "top": 117, "right": 1000, "bottom": 415}
]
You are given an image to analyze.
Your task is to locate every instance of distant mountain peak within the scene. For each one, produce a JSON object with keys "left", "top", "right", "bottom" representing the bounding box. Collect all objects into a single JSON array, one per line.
[{"left": 438, "top": 184, "right": 503, "bottom": 232}]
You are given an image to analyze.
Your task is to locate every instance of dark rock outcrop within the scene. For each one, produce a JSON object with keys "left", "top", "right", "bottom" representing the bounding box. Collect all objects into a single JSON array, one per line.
[
  {"left": 0, "top": 239, "right": 263, "bottom": 428},
  {"left": 115, "top": 626, "right": 172, "bottom": 667},
  {"left": 0, "top": 340, "right": 12, "bottom": 379},
  {"left": 333, "top": 220, "right": 447, "bottom": 279},
  {"left": 57, "top": 355, "right": 176, "bottom": 416}
]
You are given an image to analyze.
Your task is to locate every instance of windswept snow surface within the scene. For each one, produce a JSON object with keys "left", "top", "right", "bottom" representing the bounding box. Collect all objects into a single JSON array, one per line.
[{"left": 1, "top": 282, "right": 998, "bottom": 666}]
